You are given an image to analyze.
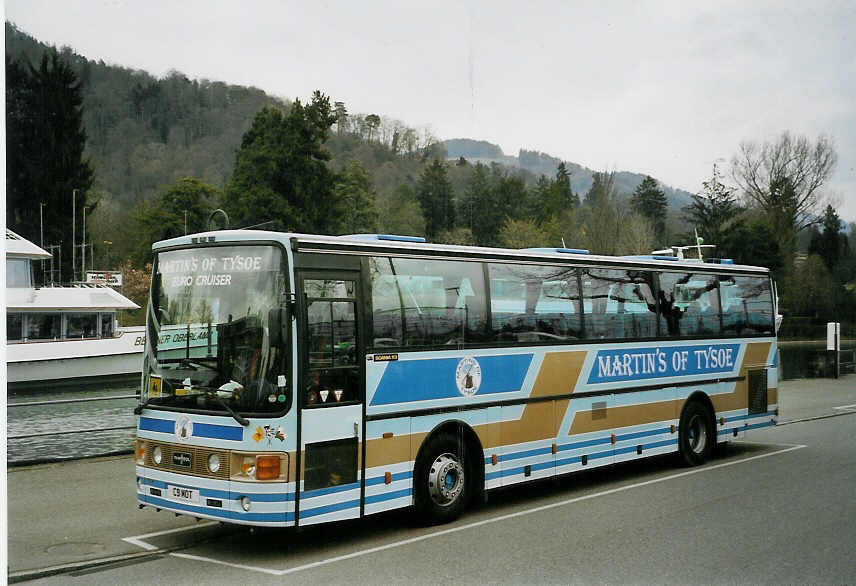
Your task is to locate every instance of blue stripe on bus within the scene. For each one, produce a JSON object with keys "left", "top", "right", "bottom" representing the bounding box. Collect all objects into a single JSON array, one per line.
[
  {"left": 365, "top": 489, "right": 412, "bottom": 504},
  {"left": 745, "top": 420, "right": 776, "bottom": 431},
  {"left": 301, "top": 481, "right": 361, "bottom": 499},
  {"left": 139, "top": 417, "right": 173, "bottom": 434},
  {"left": 300, "top": 498, "right": 361, "bottom": 518},
  {"left": 139, "top": 493, "right": 294, "bottom": 522},
  {"left": 138, "top": 417, "right": 243, "bottom": 441},
  {"left": 370, "top": 353, "right": 533, "bottom": 406},
  {"left": 487, "top": 438, "right": 679, "bottom": 480},
  {"left": 364, "top": 471, "right": 412, "bottom": 486},
  {"left": 194, "top": 422, "right": 243, "bottom": 441},
  {"left": 139, "top": 477, "right": 295, "bottom": 502},
  {"left": 615, "top": 427, "right": 673, "bottom": 442},
  {"left": 722, "top": 411, "right": 776, "bottom": 424}
]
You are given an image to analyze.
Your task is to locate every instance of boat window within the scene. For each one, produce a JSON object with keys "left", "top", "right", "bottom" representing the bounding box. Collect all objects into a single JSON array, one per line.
[
  {"left": 6, "top": 259, "right": 33, "bottom": 288},
  {"left": 26, "top": 313, "right": 62, "bottom": 340},
  {"left": 66, "top": 313, "right": 99, "bottom": 338},
  {"left": 7, "top": 313, "right": 23, "bottom": 342},
  {"left": 100, "top": 313, "right": 115, "bottom": 337}
]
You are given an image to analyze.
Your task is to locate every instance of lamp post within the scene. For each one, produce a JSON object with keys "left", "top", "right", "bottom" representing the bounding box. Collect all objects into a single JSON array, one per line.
[
  {"left": 72, "top": 189, "right": 78, "bottom": 282},
  {"left": 40, "top": 202, "right": 47, "bottom": 283},
  {"left": 82, "top": 204, "right": 89, "bottom": 281},
  {"left": 103, "top": 240, "right": 113, "bottom": 269}
]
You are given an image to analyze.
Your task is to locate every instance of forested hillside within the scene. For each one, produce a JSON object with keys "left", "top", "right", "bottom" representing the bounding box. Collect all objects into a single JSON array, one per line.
[{"left": 6, "top": 23, "right": 281, "bottom": 211}]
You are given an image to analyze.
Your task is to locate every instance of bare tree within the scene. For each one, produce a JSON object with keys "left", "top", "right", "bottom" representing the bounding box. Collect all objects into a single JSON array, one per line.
[
  {"left": 619, "top": 213, "right": 656, "bottom": 255},
  {"left": 731, "top": 132, "right": 837, "bottom": 236}
]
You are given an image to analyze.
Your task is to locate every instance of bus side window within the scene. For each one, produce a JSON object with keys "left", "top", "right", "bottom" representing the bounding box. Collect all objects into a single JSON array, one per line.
[
  {"left": 659, "top": 272, "right": 721, "bottom": 338},
  {"left": 721, "top": 275, "right": 773, "bottom": 335},
  {"left": 583, "top": 269, "right": 656, "bottom": 339}
]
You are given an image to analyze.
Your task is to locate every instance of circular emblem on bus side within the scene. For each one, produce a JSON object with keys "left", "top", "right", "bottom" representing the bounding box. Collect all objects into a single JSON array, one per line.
[
  {"left": 455, "top": 356, "right": 482, "bottom": 397},
  {"left": 175, "top": 416, "right": 194, "bottom": 442}
]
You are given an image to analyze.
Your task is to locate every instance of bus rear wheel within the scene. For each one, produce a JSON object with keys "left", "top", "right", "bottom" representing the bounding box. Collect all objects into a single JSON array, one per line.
[
  {"left": 678, "top": 401, "right": 714, "bottom": 466},
  {"left": 414, "top": 433, "right": 470, "bottom": 525}
]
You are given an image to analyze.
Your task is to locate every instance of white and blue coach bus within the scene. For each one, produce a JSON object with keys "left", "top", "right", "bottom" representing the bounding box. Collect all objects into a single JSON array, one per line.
[{"left": 135, "top": 231, "right": 778, "bottom": 526}]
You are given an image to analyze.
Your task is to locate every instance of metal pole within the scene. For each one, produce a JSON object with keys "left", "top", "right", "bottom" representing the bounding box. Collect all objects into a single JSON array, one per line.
[
  {"left": 72, "top": 189, "right": 77, "bottom": 282},
  {"left": 40, "top": 202, "right": 46, "bottom": 283},
  {"left": 82, "top": 205, "right": 87, "bottom": 281}
]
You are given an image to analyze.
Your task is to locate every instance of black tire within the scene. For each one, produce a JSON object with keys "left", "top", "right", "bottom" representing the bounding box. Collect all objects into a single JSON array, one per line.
[
  {"left": 678, "top": 401, "right": 714, "bottom": 466},
  {"left": 414, "top": 433, "right": 470, "bottom": 525}
]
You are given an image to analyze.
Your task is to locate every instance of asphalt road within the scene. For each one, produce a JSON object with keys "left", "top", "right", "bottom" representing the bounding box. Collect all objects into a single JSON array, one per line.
[{"left": 10, "top": 376, "right": 856, "bottom": 585}]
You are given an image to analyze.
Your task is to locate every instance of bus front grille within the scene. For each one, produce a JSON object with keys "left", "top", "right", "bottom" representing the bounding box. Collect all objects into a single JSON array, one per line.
[{"left": 143, "top": 440, "right": 231, "bottom": 479}]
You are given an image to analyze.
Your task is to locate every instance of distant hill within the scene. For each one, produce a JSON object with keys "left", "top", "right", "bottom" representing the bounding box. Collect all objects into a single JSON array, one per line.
[
  {"left": 6, "top": 22, "right": 284, "bottom": 210},
  {"left": 444, "top": 139, "right": 694, "bottom": 208}
]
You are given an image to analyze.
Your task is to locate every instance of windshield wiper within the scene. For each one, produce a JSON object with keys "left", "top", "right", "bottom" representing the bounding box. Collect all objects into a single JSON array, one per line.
[{"left": 202, "top": 389, "right": 249, "bottom": 427}]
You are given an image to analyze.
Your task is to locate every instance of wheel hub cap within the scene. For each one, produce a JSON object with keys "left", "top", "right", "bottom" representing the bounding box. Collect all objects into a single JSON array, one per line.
[{"left": 428, "top": 453, "right": 464, "bottom": 506}]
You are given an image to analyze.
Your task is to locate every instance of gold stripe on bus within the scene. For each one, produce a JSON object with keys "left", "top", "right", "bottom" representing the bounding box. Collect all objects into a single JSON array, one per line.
[
  {"left": 710, "top": 341, "right": 771, "bottom": 412},
  {"left": 477, "top": 350, "right": 586, "bottom": 448},
  {"left": 530, "top": 351, "right": 588, "bottom": 398},
  {"left": 569, "top": 398, "right": 680, "bottom": 435}
]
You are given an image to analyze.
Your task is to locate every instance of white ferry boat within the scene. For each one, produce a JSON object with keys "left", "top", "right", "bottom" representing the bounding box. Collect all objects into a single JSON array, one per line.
[{"left": 6, "top": 229, "right": 145, "bottom": 387}]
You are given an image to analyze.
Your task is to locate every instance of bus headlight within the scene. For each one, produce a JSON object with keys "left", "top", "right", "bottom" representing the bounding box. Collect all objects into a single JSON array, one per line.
[
  {"left": 241, "top": 496, "right": 252, "bottom": 511},
  {"left": 152, "top": 445, "right": 163, "bottom": 465},
  {"left": 241, "top": 457, "right": 256, "bottom": 477},
  {"left": 208, "top": 453, "right": 221, "bottom": 473}
]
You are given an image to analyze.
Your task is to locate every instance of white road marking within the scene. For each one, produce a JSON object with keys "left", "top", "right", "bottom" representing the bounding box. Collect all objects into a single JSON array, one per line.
[
  {"left": 171, "top": 553, "right": 283, "bottom": 575},
  {"left": 158, "top": 443, "right": 806, "bottom": 576},
  {"left": 832, "top": 403, "right": 856, "bottom": 412},
  {"left": 122, "top": 521, "right": 219, "bottom": 551}
]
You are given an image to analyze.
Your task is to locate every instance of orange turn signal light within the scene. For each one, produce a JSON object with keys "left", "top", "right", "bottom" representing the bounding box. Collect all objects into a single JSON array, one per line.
[
  {"left": 256, "top": 456, "right": 281, "bottom": 480},
  {"left": 134, "top": 440, "right": 146, "bottom": 463}
]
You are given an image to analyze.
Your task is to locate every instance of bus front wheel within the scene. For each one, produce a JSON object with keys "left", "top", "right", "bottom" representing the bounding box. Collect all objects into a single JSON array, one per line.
[
  {"left": 414, "top": 433, "right": 469, "bottom": 524},
  {"left": 678, "top": 401, "right": 714, "bottom": 466}
]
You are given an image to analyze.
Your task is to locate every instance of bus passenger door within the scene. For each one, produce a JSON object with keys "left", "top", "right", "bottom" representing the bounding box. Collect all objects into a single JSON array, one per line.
[{"left": 296, "top": 271, "right": 364, "bottom": 526}]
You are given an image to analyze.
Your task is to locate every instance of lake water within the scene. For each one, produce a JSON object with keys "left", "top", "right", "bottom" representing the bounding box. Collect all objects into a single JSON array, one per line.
[{"left": 7, "top": 380, "right": 139, "bottom": 465}]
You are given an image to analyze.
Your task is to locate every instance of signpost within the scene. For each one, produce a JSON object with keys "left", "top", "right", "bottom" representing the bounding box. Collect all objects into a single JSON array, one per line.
[{"left": 827, "top": 322, "right": 840, "bottom": 379}]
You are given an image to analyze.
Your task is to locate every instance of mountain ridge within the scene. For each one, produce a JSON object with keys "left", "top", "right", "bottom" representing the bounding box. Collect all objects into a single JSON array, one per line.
[{"left": 443, "top": 138, "right": 694, "bottom": 208}]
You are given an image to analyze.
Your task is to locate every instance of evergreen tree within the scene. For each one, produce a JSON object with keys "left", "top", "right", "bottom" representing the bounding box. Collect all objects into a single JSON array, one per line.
[
  {"left": 536, "top": 162, "right": 578, "bottom": 222},
  {"left": 721, "top": 221, "right": 784, "bottom": 275},
  {"left": 6, "top": 51, "right": 94, "bottom": 281},
  {"left": 225, "top": 92, "right": 337, "bottom": 233},
  {"left": 133, "top": 177, "right": 218, "bottom": 262},
  {"left": 582, "top": 171, "right": 620, "bottom": 255},
  {"left": 682, "top": 166, "right": 740, "bottom": 247},
  {"left": 331, "top": 160, "right": 378, "bottom": 234},
  {"left": 630, "top": 175, "right": 668, "bottom": 242},
  {"left": 808, "top": 205, "right": 843, "bottom": 271},
  {"left": 458, "top": 162, "right": 490, "bottom": 235},
  {"left": 416, "top": 159, "right": 455, "bottom": 240},
  {"left": 553, "top": 161, "right": 578, "bottom": 208},
  {"left": 380, "top": 184, "right": 425, "bottom": 236}
]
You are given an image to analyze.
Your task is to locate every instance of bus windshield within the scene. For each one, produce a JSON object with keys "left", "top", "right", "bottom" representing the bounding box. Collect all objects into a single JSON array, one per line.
[{"left": 143, "top": 244, "right": 289, "bottom": 415}]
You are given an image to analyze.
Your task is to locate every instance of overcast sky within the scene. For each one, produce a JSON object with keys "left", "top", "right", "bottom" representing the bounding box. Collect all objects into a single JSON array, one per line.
[{"left": 6, "top": 0, "right": 856, "bottom": 221}]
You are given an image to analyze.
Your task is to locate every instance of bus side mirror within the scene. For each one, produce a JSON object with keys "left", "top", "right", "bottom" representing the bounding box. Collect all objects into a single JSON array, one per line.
[{"left": 268, "top": 307, "right": 290, "bottom": 348}]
